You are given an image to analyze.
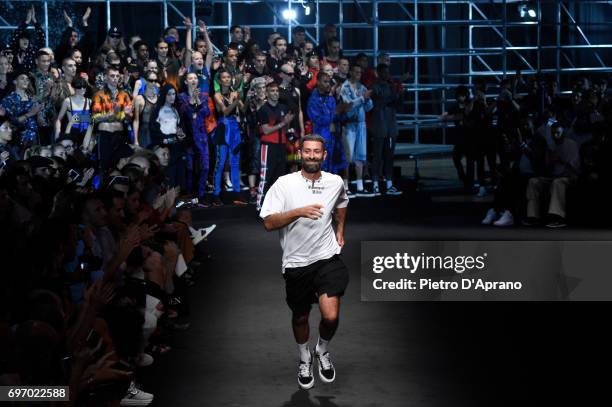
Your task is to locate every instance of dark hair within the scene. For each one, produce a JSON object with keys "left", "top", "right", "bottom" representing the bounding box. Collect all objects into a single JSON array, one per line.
[
  {"left": 376, "top": 63, "right": 389, "bottom": 75},
  {"left": 72, "top": 76, "right": 88, "bottom": 89},
  {"left": 355, "top": 52, "right": 368, "bottom": 60},
  {"left": 122, "top": 166, "right": 145, "bottom": 186},
  {"left": 328, "top": 37, "right": 340, "bottom": 45},
  {"left": 67, "top": 48, "right": 82, "bottom": 58},
  {"left": 230, "top": 25, "right": 242, "bottom": 34},
  {"left": 144, "top": 70, "right": 158, "bottom": 82},
  {"left": 299, "top": 134, "right": 326, "bottom": 150},
  {"left": 133, "top": 40, "right": 148, "bottom": 52},
  {"left": 550, "top": 121, "right": 563, "bottom": 132},
  {"left": 36, "top": 50, "right": 50, "bottom": 59},
  {"left": 105, "top": 65, "right": 120, "bottom": 75},
  {"left": 293, "top": 26, "right": 306, "bottom": 34},
  {"left": 150, "top": 84, "right": 178, "bottom": 128},
  {"left": 317, "top": 71, "right": 330, "bottom": 82},
  {"left": 216, "top": 68, "right": 232, "bottom": 84},
  {"left": 163, "top": 26, "right": 178, "bottom": 36},
  {"left": 273, "top": 36, "right": 287, "bottom": 46},
  {"left": 455, "top": 85, "right": 469, "bottom": 98},
  {"left": 100, "top": 188, "right": 126, "bottom": 210},
  {"left": 179, "top": 71, "right": 198, "bottom": 93},
  {"left": 223, "top": 46, "right": 239, "bottom": 57},
  {"left": 266, "top": 81, "right": 279, "bottom": 90}
]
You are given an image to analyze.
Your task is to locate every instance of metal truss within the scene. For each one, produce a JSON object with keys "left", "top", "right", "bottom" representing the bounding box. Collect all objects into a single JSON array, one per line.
[{"left": 1, "top": 1, "right": 611, "bottom": 144}]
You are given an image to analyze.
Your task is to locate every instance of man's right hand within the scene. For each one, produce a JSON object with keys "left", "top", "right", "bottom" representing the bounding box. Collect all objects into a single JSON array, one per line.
[
  {"left": 298, "top": 204, "right": 324, "bottom": 220},
  {"left": 283, "top": 112, "right": 295, "bottom": 125}
]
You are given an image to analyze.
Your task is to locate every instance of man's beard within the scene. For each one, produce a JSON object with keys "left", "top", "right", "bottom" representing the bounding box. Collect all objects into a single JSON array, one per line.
[{"left": 302, "top": 159, "right": 322, "bottom": 173}]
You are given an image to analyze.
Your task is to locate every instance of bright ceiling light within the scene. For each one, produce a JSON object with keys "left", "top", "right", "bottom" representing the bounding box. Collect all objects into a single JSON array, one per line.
[{"left": 282, "top": 8, "right": 297, "bottom": 21}]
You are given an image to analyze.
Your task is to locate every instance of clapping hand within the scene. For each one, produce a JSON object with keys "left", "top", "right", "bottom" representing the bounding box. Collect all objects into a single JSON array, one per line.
[
  {"left": 78, "top": 168, "right": 95, "bottom": 187},
  {"left": 31, "top": 6, "right": 37, "bottom": 24},
  {"left": 82, "top": 7, "right": 91, "bottom": 26},
  {"left": 197, "top": 19, "right": 207, "bottom": 34},
  {"left": 283, "top": 112, "right": 295, "bottom": 126},
  {"left": 63, "top": 10, "right": 73, "bottom": 27}
]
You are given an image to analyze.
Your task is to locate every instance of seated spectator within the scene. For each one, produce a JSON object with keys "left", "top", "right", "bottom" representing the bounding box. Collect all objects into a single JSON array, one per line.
[{"left": 524, "top": 122, "right": 580, "bottom": 228}]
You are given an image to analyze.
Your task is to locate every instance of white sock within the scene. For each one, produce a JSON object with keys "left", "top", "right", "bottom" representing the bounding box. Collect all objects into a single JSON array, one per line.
[
  {"left": 343, "top": 179, "right": 349, "bottom": 190},
  {"left": 356, "top": 179, "right": 364, "bottom": 191},
  {"left": 316, "top": 337, "right": 329, "bottom": 355},
  {"left": 373, "top": 181, "right": 379, "bottom": 188},
  {"left": 189, "top": 226, "right": 198, "bottom": 237},
  {"left": 298, "top": 342, "right": 311, "bottom": 362},
  {"left": 386, "top": 180, "right": 393, "bottom": 189}
]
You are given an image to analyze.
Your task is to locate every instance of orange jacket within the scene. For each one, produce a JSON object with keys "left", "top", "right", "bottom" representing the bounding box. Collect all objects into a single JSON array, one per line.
[{"left": 91, "top": 88, "right": 132, "bottom": 123}]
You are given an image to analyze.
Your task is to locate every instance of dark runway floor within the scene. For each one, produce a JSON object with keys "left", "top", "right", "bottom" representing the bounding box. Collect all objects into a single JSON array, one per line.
[{"left": 143, "top": 190, "right": 612, "bottom": 406}]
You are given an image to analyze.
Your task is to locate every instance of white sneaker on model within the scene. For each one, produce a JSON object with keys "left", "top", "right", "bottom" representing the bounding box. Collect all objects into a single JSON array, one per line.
[
  {"left": 481, "top": 208, "right": 497, "bottom": 225},
  {"left": 297, "top": 357, "right": 315, "bottom": 390},
  {"left": 315, "top": 350, "right": 336, "bottom": 383},
  {"left": 493, "top": 210, "right": 514, "bottom": 227}
]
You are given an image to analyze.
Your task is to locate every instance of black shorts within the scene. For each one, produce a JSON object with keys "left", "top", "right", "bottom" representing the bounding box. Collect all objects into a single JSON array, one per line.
[{"left": 283, "top": 254, "right": 349, "bottom": 316}]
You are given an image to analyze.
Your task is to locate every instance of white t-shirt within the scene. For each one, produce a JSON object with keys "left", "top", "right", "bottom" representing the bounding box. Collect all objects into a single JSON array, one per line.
[
  {"left": 158, "top": 106, "right": 179, "bottom": 135},
  {"left": 260, "top": 171, "right": 349, "bottom": 273}
]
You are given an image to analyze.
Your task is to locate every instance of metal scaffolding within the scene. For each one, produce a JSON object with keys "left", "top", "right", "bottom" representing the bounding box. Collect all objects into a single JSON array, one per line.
[{"left": 1, "top": 0, "right": 611, "bottom": 144}]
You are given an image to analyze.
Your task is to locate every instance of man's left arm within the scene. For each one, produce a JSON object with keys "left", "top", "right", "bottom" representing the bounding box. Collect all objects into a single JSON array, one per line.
[{"left": 334, "top": 206, "right": 347, "bottom": 248}]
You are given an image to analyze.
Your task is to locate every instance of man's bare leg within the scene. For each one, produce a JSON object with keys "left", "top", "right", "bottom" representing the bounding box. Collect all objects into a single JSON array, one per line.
[
  {"left": 293, "top": 310, "right": 315, "bottom": 389},
  {"left": 315, "top": 294, "right": 340, "bottom": 382},
  {"left": 318, "top": 294, "right": 340, "bottom": 345},
  {"left": 291, "top": 311, "right": 310, "bottom": 345}
]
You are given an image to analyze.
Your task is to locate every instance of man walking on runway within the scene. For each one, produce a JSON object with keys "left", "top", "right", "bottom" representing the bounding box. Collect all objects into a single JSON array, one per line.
[{"left": 260, "top": 134, "right": 349, "bottom": 389}]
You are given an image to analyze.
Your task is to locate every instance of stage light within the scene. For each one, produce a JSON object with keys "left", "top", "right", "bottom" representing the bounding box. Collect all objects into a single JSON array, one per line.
[
  {"left": 301, "top": 0, "right": 314, "bottom": 16},
  {"left": 518, "top": 2, "right": 537, "bottom": 19},
  {"left": 282, "top": 8, "right": 297, "bottom": 21}
]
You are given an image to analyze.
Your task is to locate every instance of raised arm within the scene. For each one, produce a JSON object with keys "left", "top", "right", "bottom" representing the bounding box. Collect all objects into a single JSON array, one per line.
[
  {"left": 263, "top": 204, "right": 324, "bottom": 231},
  {"left": 200, "top": 21, "right": 215, "bottom": 71},
  {"left": 183, "top": 17, "right": 193, "bottom": 67}
]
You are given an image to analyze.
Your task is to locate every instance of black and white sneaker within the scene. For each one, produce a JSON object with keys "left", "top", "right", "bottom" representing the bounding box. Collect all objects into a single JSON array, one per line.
[
  {"left": 356, "top": 188, "right": 375, "bottom": 198},
  {"left": 297, "top": 358, "right": 315, "bottom": 389},
  {"left": 386, "top": 186, "right": 403, "bottom": 196},
  {"left": 315, "top": 350, "right": 336, "bottom": 383}
]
